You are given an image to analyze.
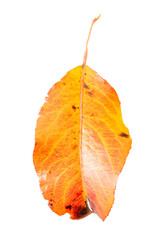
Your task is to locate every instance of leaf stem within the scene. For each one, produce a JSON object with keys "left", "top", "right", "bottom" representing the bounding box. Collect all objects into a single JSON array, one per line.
[{"left": 82, "top": 14, "right": 101, "bottom": 66}]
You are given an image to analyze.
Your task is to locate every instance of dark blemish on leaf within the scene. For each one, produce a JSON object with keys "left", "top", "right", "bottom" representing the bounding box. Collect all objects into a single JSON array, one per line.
[
  {"left": 73, "top": 145, "right": 77, "bottom": 149},
  {"left": 66, "top": 205, "right": 72, "bottom": 210},
  {"left": 74, "top": 205, "right": 90, "bottom": 219},
  {"left": 88, "top": 91, "right": 93, "bottom": 96},
  {"left": 79, "top": 207, "right": 89, "bottom": 217},
  {"left": 74, "top": 137, "right": 76, "bottom": 140},
  {"left": 84, "top": 83, "right": 89, "bottom": 89},
  {"left": 84, "top": 73, "right": 87, "bottom": 76},
  {"left": 119, "top": 132, "right": 129, "bottom": 138},
  {"left": 91, "top": 113, "right": 94, "bottom": 117},
  {"left": 49, "top": 200, "right": 53, "bottom": 207},
  {"left": 72, "top": 105, "right": 76, "bottom": 110},
  {"left": 63, "top": 82, "right": 66, "bottom": 85}
]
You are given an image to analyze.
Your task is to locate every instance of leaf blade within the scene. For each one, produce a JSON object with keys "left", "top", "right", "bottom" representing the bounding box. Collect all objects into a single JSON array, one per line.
[
  {"left": 33, "top": 66, "right": 91, "bottom": 219},
  {"left": 81, "top": 66, "right": 132, "bottom": 220}
]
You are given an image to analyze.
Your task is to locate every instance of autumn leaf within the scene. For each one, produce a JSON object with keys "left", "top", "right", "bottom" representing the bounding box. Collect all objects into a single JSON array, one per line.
[{"left": 33, "top": 15, "right": 132, "bottom": 221}]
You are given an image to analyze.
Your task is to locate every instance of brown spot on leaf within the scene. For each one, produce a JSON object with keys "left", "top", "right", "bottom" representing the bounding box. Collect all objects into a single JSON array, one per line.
[
  {"left": 119, "top": 132, "right": 129, "bottom": 138},
  {"left": 66, "top": 205, "right": 72, "bottom": 210},
  {"left": 74, "top": 205, "right": 90, "bottom": 219},
  {"left": 79, "top": 207, "right": 89, "bottom": 217},
  {"left": 84, "top": 83, "right": 89, "bottom": 89},
  {"left": 49, "top": 200, "right": 53, "bottom": 207},
  {"left": 88, "top": 91, "right": 93, "bottom": 96},
  {"left": 72, "top": 105, "right": 76, "bottom": 110}
]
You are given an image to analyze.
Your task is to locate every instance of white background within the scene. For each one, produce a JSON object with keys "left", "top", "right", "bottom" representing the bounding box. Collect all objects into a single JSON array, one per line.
[{"left": 0, "top": 0, "right": 164, "bottom": 239}]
